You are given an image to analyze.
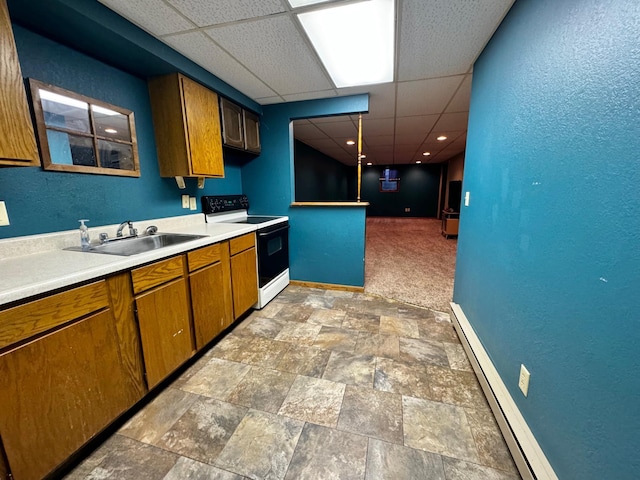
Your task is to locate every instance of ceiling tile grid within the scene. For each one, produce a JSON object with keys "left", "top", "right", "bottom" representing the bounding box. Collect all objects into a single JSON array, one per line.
[
  {"left": 396, "top": 76, "right": 466, "bottom": 117},
  {"left": 205, "top": 15, "right": 333, "bottom": 95},
  {"left": 99, "top": 0, "right": 195, "bottom": 36},
  {"left": 167, "top": 0, "right": 286, "bottom": 27},
  {"left": 163, "top": 32, "right": 277, "bottom": 98},
  {"left": 397, "top": 0, "right": 515, "bottom": 81}
]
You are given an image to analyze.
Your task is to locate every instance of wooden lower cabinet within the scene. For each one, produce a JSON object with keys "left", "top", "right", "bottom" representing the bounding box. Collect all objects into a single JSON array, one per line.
[
  {"left": 230, "top": 236, "right": 258, "bottom": 319},
  {"left": 135, "top": 277, "right": 194, "bottom": 388},
  {"left": 0, "top": 309, "right": 132, "bottom": 480},
  {"left": 188, "top": 243, "right": 233, "bottom": 349}
]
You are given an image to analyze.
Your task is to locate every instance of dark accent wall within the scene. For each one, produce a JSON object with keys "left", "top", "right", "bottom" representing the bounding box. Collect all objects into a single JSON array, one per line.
[
  {"left": 294, "top": 140, "right": 355, "bottom": 201},
  {"left": 361, "top": 164, "right": 441, "bottom": 217}
]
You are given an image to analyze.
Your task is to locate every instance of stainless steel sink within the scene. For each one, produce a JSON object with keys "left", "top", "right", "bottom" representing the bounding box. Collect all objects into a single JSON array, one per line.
[{"left": 71, "top": 233, "right": 207, "bottom": 256}]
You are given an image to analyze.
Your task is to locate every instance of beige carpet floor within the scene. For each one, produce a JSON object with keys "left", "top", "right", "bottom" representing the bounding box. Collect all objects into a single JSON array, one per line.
[{"left": 364, "top": 217, "right": 457, "bottom": 313}]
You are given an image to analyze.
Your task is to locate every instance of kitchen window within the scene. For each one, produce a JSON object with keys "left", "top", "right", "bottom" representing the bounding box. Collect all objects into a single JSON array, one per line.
[{"left": 28, "top": 79, "right": 140, "bottom": 176}]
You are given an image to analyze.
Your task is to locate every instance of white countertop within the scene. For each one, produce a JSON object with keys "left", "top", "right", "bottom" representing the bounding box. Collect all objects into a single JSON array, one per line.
[{"left": 0, "top": 216, "right": 256, "bottom": 307}]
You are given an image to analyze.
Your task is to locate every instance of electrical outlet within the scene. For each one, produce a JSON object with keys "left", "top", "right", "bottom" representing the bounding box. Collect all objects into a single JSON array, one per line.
[
  {"left": 0, "top": 201, "right": 9, "bottom": 226},
  {"left": 181, "top": 195, "right": 189, "bottom": 209},
  {"left": 189, "top": 197, "right": 197, "bottom": 211},
  {"left": 404, "top": 207, "right": 410, "bottom": 213},
  {"left": 518, "top": 364, "right": 530, "bottom": 397}
]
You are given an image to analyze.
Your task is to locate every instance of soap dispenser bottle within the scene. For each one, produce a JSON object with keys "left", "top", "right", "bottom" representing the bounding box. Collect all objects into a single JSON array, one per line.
[{"left": 79, "top": 219, "right": 91, "bottom": 251}]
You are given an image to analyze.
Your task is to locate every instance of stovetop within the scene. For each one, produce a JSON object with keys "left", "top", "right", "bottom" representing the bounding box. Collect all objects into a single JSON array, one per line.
[
  {"left": 201, "top": 195, "right": 287, "bottom": 229},
  {"left": 227, "top": 216, "right": 284, "bottom": 224}
]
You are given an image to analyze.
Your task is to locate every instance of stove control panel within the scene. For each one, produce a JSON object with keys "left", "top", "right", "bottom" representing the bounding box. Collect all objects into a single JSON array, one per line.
[{"left": 201, "top": 195, "right": 249, "bottom": 214}]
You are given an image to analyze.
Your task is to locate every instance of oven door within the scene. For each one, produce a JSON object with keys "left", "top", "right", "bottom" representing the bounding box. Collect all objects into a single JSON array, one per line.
[{"left": 256, "top": 222, "right": 289, "bottom": 288}]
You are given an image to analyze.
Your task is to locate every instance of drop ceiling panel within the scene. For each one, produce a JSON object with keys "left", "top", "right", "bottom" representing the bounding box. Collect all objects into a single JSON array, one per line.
[
  {"left": 363, "top": 135, "right": 394, "bottom": 147},
  {"left": 397, "top": 0, "right": 514, "bottom": 81},
  {"left": 314, "top": 121, "right": 358, "bottom": 138},
  {"left": 256, "top": 96, "right": 285, "bottom": 105},
  {"left": 361, "top": 118, "right": 395, "bottom": 137},
  {"left": 164, "top": 32, "right": 276, "bottom": 98},
  {"left": 168, "top": 0, "right": 285, "bottom": 27},
  {"left": 446, "top": 74, "right": 473, "bottom": 113},
  {"left": 433, "top": 112, "right": 469, "bottom": 132},
  {"left": 396, "top": 76, "right": 465, "bottom": 117},
  {"left": 394, "top": 115, "right": 439, "bottom": 136},
  {"left": 293, "top": 122, "right": 331, "bottom": 140},
  {"left": 205, "top": 16, "right": 333, "bottom": 95},
  {"left": 99, "top": 0, "right": 195, "bottom": 36}
]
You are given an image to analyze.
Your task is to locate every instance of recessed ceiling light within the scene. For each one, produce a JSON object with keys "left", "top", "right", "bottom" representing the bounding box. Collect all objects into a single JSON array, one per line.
[
  {"left": 346, "top": 140, "right": 356, "bottom": 145},
  {"left": 437, "top": 135, "right": 447, "bottom": 141},
  {"left": 359, "top": 154, "right": 366, "bottom": 159},
  {"left": 422, "top": 152, "right": 431, "bottom": 156},
  {"left": 366, "top": 162, "right": 372, "bottom": 166},
  {"left": 416, "top": 160, "right": 422, "bottom": 164},
  {"left": 105, "top": 128, "right": 118, "bottom": 134},
  {"left": 297, "top": 0, "right": 394, "bottom": 88}
]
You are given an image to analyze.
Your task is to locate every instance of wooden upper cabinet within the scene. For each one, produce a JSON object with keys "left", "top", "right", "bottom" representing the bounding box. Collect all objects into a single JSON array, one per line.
[
  {"left": 148, "top": 73, "right": 223, "bottom": 178},
  {"left": 0, "top": 0, "right": 39, "bottom": 167},
  {"left": 220, "top": 97, "right": 244, "bottom": 149},
  {"left": 220, "top": 97, "right": 261, "bottom": 154},
  {"left": 243, "top": 110, "right": 261, "bottom": 153}
]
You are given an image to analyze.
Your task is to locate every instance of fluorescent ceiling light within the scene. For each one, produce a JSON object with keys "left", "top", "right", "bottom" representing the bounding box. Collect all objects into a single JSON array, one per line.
[{"left": 298, "top": 0, "right": 394, "bottom": 88}]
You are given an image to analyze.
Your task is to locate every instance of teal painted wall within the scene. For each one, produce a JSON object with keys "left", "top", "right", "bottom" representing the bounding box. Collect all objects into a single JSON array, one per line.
[
  {"left": 243, "top": 96, "right": 369, "bottom": 287},
  {"left": 294, "top": 140, "right": 355, "bottom": 202},
  {"left": 361, "top": 164, "right": 441, "bottom": 217},
  {"left": 453, "top": 1, "right": 640, "bottom": 478},
  {"left": 0, "top": 26, "right": 242, "bottom": 239}
]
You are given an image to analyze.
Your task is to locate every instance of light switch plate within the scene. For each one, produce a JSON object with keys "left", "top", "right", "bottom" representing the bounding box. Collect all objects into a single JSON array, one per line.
[
  {"left": 181, "top": 195, "right": 189, "bottom": 209},
  {"left": 464, "top": 191, "right": 470, "bottom": 207},
  {"left": 0, "top": 201, "right": 9, "bottom": 226},
  {"left": 518, "top": 364, "right": 530, "bottom": 397},
  {"left": 189, "top": 197, "right": 197, "bottom": 211}
]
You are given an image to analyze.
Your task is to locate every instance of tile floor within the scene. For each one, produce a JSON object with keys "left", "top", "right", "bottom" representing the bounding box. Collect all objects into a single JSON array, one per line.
[{"left": 65, "top": 286, "right": 521, "bottom": 480}]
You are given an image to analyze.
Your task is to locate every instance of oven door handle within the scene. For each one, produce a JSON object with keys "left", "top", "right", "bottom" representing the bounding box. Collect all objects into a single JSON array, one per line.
[{"left": 258, "top": 224, "right": 290, "bottom": 237}]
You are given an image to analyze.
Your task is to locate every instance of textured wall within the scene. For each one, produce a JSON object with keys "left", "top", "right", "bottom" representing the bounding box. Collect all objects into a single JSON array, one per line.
[
  {"left": 453, "top": 0, "right": 640, "bottom": 478},
  {"left": 243, "top": 95, "right": 369, "bottom": 287},
  {"left": 0, "top": 26, "right": 242, "bottom": 239}
]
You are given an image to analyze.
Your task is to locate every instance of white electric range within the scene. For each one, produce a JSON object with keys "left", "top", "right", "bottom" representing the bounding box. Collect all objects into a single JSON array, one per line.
[{"left": 201, "top": 195, "right": 289, "bottom": 309}]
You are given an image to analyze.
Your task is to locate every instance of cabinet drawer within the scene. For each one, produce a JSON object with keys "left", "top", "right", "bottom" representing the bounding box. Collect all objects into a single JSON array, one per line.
[
  {"left": 230, "top": 233, "right": 255, "bottom": 256},
  {"left": 131, "top": 255, "right": 184, "bottom": 295},
  {"left": 187, "top": 243, "right": 224, "bottom": 272},
  {"left": 0, "top": 281, "right": 109, "bottom": 350}
]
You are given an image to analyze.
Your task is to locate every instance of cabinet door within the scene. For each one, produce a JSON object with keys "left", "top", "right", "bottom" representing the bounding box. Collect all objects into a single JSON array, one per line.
[
  {"left": 243, "top": 110, "right": 261, "bottom": 153},
  {"left": 0, "top": 0, "right": 39, "bottom": 166},
  {"left": 190, "top": 260, "right": 233, "bottom": 349},
  {"left": 0, "top": 310, "right": 131, "bottom": 480},
  {"left": 220, "top": 97, "right": 244, "bottom": 149},
  {"left": 181, "top": 76, "right": 224, "bottom": 177},
  {"left": 136, "top": 277, "right": 194, "bottom": 388},
  {"left": 231, "top": 247, "right": 258, "bottom": 319}
]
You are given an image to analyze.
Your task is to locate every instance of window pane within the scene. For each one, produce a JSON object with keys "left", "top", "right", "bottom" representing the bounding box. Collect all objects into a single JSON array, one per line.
[
  {"left": 93, "top": 105, "right": 131, "bottom": 141},
  {"left": 46, "top": 130, "right": 96, "bottom": 166},
  {"left": 40, "top": 89, "right": 90, "bottom": 133},
  {"left": 98, "top": 140, "right": 134, "bottom": 170}
]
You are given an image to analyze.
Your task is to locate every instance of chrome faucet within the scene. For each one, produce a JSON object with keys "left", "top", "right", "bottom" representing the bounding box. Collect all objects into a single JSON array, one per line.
[{"left": 116, "top": 221, "right": 137, "bottom": 238}]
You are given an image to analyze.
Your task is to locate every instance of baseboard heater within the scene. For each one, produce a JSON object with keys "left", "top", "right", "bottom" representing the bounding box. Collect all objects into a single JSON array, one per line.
[{"left": 449, "top": 303, "right": 558, "bottom": 480}]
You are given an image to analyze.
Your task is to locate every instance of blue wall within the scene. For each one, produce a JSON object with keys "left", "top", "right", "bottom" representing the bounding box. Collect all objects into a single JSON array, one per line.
[
  {"left": 243, "top": 96, "right": 369, "bottom": 287},
  {"left": 453, "top": 1, "right": 640, "bottom": 478},
  {"left": 0, "top": 26, "right": 243, "bottom": 239},
  {"left": 361, "top": 164, "right": 441, "bottom": 217}
]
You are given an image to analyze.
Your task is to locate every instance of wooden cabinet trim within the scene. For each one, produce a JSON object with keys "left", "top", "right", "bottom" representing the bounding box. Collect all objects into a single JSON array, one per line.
[
  {"left": 131, "top": 255, "right": 185, "bottom": 295},
  {"left": 0, "top": 281, "right": 108, "bottom": 350},
  {"left": 0, "top": 0, "right": 39, "bottom": 166},
  {"left": 187, "top": 243, "right": 222, "bottom": 272},
  {"left": 229, "top": 233, "right": 256, "bottom": 256}
]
